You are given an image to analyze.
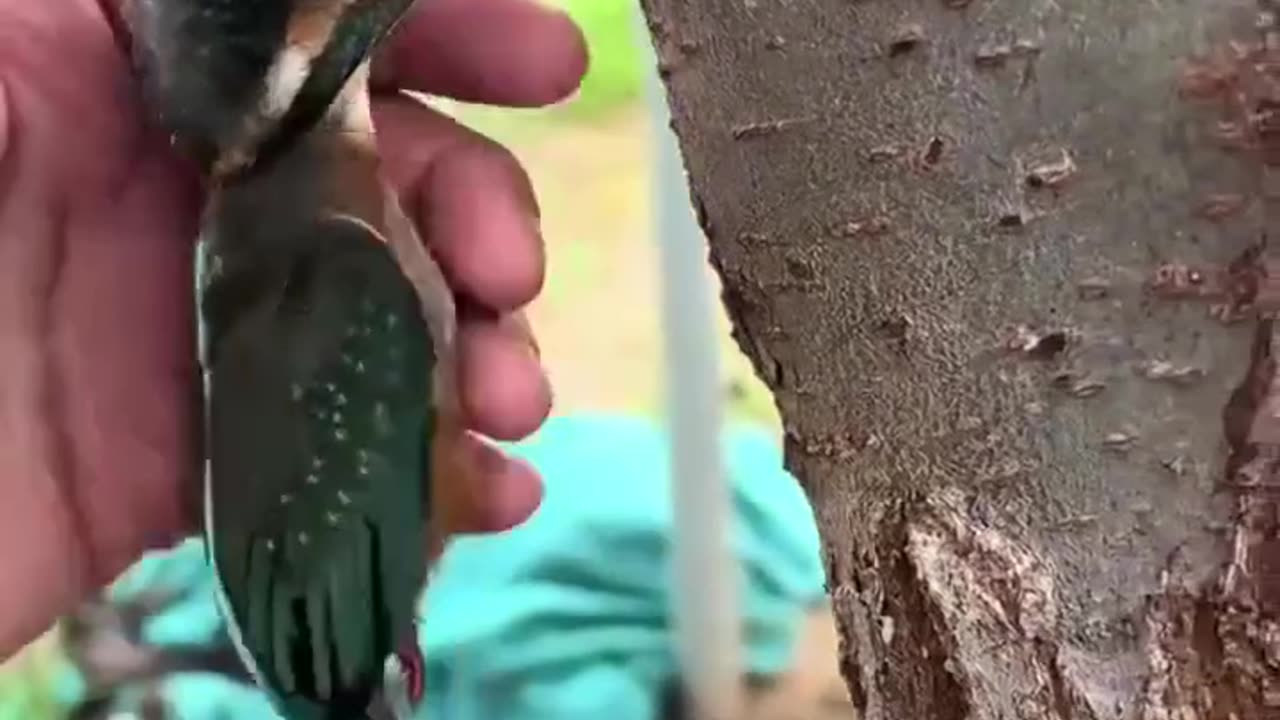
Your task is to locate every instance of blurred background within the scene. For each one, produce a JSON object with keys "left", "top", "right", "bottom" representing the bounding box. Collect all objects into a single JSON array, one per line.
[{"left": 0, "top": 2, "right": 852, "bottom": 718}]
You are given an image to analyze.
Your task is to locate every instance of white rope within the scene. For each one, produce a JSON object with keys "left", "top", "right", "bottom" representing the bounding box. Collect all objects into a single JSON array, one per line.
[{"left": 634, "top": 9, "right": 744, "bottom": 719}]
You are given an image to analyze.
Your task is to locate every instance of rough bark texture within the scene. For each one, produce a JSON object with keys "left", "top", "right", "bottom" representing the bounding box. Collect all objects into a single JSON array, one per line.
[{"left": 637, "top": 1, "right": 1280, "bottom": 718}]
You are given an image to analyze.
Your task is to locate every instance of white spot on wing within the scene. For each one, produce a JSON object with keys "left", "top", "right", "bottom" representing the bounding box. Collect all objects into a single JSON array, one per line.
[{"left": 373, "top": 402, "right": 393, "bottom": 436}]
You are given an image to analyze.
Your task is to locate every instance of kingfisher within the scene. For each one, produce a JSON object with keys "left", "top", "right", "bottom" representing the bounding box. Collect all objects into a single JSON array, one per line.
[{"left": 123, "top": 1, "right": 462, "bottom": 718}]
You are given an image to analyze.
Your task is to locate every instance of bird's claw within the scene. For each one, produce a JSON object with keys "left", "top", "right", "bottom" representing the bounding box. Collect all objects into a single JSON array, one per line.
[{"left": 395, "top": 640, "right": 425, "bottom": 705}]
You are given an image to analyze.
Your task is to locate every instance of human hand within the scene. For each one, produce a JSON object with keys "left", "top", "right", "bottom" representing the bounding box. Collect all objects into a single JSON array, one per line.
[{"left": 0, "top": 0, "right": 583, "bottom": 659}]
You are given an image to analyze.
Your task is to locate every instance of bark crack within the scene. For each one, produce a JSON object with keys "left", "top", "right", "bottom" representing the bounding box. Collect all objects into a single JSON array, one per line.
[
  {"left": 897, "top": 492, "right": 1104, "bottom": 719},
  {"left": 882, "top": 502, "right": 974, "bottom": 720},
  {"left": 1144, "top": 242, "right": 1280, "bottom": 720},
  {"left": 1034, "top": 639, "right": 1088, "bottom": 720}
]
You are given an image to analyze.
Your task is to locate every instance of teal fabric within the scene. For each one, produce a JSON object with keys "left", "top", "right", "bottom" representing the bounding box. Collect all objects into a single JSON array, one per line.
[{"left": 51, "top": 414, "right": 825, "bottom": 719}]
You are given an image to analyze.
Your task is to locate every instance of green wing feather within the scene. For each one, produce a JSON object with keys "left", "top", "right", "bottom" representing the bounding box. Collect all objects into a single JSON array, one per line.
[{"left": 201, "top": 217, "right": 432, "bottom": 720}]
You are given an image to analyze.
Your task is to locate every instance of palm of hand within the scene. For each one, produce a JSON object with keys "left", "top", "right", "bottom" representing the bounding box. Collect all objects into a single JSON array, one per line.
[{"left": 0, "top": 3, "right": 202, "bottom": 655}]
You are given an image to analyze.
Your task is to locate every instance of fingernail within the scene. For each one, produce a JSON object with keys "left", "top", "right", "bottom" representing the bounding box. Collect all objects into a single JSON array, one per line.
[
  {"left": 471, "top": 436, "right": 509, "bottom": 477},
  {"left": 514, "top": 164, "right": 541, "bottom": 221},
  {"left": 504, "top": 312, "right": 541, "bottom": 360},
  {"left": 466, "top": 438, "right": 543, "bottom": 531},
  {"left": 496, "top": 456, "right": 544, "bottom": 526}
]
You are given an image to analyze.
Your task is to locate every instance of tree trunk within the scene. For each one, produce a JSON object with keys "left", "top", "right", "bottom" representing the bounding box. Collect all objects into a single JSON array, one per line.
[{"left": 636, "top": 0, "right": 1280, "bottom": 718}]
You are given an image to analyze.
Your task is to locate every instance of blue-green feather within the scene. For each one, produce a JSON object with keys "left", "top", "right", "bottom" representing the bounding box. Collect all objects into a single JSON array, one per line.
[{"left": 199, "top": 216, "right": 432, "bottom": 720}]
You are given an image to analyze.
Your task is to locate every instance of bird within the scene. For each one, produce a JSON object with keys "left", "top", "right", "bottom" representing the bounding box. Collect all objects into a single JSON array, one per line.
[{"left": 122, "top": 1, "right": 461, "bottom": 718}]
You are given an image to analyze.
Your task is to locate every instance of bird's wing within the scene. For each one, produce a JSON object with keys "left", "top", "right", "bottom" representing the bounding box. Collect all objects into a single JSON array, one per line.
[{"left": 203, "top": 218, "right": 432, "bottom": 712}]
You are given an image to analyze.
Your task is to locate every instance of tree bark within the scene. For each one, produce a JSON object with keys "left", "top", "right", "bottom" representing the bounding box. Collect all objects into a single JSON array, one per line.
[{"left": 637, "top": 1, "right": 1280, "bottom": 718}]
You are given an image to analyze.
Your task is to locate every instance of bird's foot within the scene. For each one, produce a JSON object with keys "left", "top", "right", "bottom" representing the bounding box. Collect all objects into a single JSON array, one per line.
[{"left": 395, "top": 640, "right": 424, "bottom": 705}]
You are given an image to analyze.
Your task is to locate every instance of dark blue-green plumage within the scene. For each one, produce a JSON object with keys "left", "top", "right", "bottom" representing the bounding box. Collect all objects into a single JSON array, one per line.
[
  {"left": 128, "top": 1, "right": 434, "bottom": 715},
  {"left": 199, "top": 207, "right": 432, "bottom": 719}
]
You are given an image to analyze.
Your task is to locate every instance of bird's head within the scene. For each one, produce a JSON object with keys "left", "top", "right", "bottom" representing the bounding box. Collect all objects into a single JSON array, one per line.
[{"left": 124, "top": 0, "right": 416, "bottom": 179}]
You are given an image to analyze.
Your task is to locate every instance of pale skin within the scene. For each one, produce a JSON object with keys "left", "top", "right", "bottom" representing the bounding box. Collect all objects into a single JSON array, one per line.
[{"left": 0, "top": 0, "right": 586, "bottom": 659}]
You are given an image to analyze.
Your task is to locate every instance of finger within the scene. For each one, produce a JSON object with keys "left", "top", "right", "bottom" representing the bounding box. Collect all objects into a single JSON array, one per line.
[
  {"left": 443, "top": 432, "right": 543, "bottom": 536},
  {"left": 373, "top": 0, "right": 588, "bottom": 107},
  {"left": 457, "top": 310, "right": 551, "bottom": 441},
  {"left": 370, "top": 97, "right": 550, "bottom": 444},
  {"left": 373, "top": 96, "right": 545, "bottom": 312},
  {"left": 422, "top": 139, "right": 544, "bottom": 311}
]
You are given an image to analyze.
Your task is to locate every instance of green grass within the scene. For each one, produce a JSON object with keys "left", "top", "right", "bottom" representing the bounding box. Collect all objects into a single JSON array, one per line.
[
  {"left": 558, "top": 0, "right": 647, "bottom": 120},
  {"left": 724, "top": 349, "right": 782, "bottom": 430},
  {"left": 0, "top": 635, "right": 61, "bottom": 720}
]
